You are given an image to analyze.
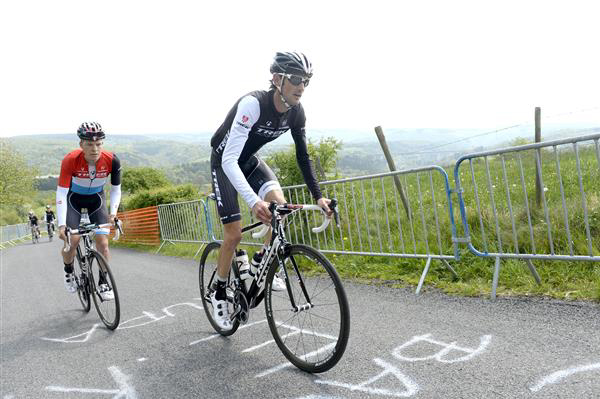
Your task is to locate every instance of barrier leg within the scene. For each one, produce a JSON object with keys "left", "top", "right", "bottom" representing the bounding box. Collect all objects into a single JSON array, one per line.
[
  {"left": 415, "top": 257, "right": 432, "bottom": 295},
  {"left": 525, "top": 259, "right": 542, "bottom": 285},
  {"left": 491, "top": 257, "right": 501, "bottom": 300},
  {"left": 155, "top": 241, "right": 166, "bottom": 254},
  {"left": 441, "top": 259, "right": 459, "bottom": 280},
  {"left": 155, "top": 240, "right": 169, "bottom": 254}
]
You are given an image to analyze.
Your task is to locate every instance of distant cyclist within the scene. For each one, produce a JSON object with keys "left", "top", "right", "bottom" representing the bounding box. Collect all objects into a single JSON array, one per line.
[
  {"left": 56, "top": 122, "right": 122, "bottom": 300},
  {"left": 45, "top": 205, "right": 56, "bottom": 234},
  {"left": 28, "top": 210, "right": 40, "bottom": 238},
  {"left": 209, "top": 52, "right": 333, "bottom": 329}
]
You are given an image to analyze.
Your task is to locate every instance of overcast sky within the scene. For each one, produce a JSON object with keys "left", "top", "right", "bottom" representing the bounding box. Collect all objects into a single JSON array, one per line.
[{"left": 1, "top": 0, "right": 598, "bottom": 137}]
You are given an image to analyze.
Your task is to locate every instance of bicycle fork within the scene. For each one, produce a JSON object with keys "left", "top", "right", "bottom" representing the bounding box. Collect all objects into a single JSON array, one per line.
[{"left": 276, "top": 248, "right": 314, "bottom": 314}]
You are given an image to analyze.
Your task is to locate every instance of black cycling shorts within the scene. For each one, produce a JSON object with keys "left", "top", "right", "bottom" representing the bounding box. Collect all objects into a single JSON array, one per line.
[
  {"left": 66, "top": 191, "right": 110, "bottom": 234},
  {"left": 210, "top": 154, "right": 280, "bottom": 224}
]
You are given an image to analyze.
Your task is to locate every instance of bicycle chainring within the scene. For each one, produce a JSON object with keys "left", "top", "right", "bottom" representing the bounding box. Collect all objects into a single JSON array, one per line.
[{"left": 233, "top": 289, "right": 249, "bottom": 324}]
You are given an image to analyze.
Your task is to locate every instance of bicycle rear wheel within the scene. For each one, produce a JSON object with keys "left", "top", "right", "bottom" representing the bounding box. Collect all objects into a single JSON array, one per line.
[
  {"left": 89, "top": 250, "right": 120, "bottom": 330},
  {"left": 198, "top": 241, "right": 240, "bottom": 336},
  {"left": 265, "top": 244, "right": 350, "bottom": 373},
  {"left": 74, "top": 253, "right": 91, "bottom": 312}
]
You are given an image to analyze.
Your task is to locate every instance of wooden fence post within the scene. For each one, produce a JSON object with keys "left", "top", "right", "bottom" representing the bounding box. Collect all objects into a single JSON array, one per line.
[{"left": 374, "top": 126, "right": 410, "bottom": 217}]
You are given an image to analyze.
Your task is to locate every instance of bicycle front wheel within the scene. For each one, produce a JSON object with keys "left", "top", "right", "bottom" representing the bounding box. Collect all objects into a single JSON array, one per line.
[
  {"left": 198, "top": 242, "right": 240, "bottom": 336},
  {"left": 265, "top": 244, "right": 350, "bottom": 373},
  {"left": 75, "top": 253, "right": 91, "bottom": 312},
  {"left": 89, "top": 250, "right": 120, "bottom": 330}
]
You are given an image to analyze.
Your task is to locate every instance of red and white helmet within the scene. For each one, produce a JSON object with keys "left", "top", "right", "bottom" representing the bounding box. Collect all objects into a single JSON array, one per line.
[{"left": 77, "top": 122, "right": 105, "bottom": 141}]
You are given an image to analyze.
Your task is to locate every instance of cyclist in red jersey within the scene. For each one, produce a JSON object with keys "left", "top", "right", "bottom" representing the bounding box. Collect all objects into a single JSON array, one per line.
[{"left": 56, "top": 122, "right": 122, "bottom": 299}]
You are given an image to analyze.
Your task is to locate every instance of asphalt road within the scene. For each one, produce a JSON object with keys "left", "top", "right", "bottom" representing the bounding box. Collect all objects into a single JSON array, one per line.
[{"left": 1, "top": 238, "right": 599, "bottom": 398}]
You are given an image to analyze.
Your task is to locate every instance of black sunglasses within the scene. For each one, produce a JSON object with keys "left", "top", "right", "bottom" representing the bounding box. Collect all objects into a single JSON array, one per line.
[{"left": 280, "top": 73, "right": 310, "bottom": 87}]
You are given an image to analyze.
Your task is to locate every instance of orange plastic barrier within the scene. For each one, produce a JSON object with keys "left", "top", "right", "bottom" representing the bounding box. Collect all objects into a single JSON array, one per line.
[{"left": 110, "top": 206, "right": 160, "bottom": 245}]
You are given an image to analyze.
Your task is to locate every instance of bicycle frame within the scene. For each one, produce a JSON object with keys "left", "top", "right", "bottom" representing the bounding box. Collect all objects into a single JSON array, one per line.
[{"left": 235, "top": 202, "right": 337, "bottom": 309}]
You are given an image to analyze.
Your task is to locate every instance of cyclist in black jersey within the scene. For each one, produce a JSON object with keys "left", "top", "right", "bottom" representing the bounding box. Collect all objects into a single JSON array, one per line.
[
  {"left": 209, "top": 51, "right": 333, "bottom": 329},
  {"left": 45, "top": 205, "right": 56, "bottom": 223},
  {"left": 45, "top": 205, "right": 56, "bottom": 235},
  {"left": 28, "top": 211, "right": 40, "bottom": 230}
]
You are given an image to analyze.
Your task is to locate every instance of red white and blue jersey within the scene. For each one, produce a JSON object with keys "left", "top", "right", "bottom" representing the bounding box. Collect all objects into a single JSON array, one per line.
[{"left": 58, "top": 149, "right": 121, "bottom": 194}]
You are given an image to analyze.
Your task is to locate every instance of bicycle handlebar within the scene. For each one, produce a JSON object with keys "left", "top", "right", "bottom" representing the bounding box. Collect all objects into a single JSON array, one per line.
[
  {"left": 251, "top": 200, "right": 339, "bottom": 239},
  {"left": 63, "top": 219, "right": 123, "bottom": 252}
]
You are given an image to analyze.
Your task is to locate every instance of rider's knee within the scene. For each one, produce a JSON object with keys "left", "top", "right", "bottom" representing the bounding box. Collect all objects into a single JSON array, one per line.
[
  {"left": 223, "top": 228, "right": 242, "bottom": 246},
  {"left": 95, "top": 236, "right": 109, "bottom": 250}
]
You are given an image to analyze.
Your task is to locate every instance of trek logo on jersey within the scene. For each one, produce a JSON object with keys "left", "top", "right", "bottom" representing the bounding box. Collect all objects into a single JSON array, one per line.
[
  {"left": 215, "top": 131, "right": 230, "bottom": 153},
  {"left": 236, "top": 121, "right": 250, "bottom": 129},
  {"left": 255, "top": 127, "right": 289, "bottom": 138},
  {"left": 211, "top": 170, "right": 223, "bottom": 207}
]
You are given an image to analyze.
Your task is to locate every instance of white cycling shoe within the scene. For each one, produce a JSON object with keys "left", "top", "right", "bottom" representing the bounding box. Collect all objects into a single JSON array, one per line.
[
  {"left": 98, "top": 284, "right": 115, "bottom": 301},
  {"left": 271, "top": 272, "right": 287, "bottom": 292},
  {"left": 64, "top": 273, "right": 77, "bottom": 293},
  {"left": 210, "top": 291, "right": 232, "bottom": 330}
]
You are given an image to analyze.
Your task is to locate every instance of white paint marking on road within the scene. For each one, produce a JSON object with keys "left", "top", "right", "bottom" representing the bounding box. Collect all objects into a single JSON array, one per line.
[
  {"left": 392, "top": 333, "right": 492, "bottom": 363},
  {"left": 45, "top": 366, "right": 137, "bottom": 398},
  {"left": 274, "top": 321, "right": 338, "bottom": 341},
  {"left": 118, "top": 311, "right": 167, "bottom": 330},
  {"left": 40, "top": 298, "right": 206, "bottom": 344},
  {"left": 46, "top": 386, "right": 119, "bottom": 394},
  {"left": 41, "top": 323, "right": 101, "bottom": 343},
  {"left": 108, "top": 366, "right": 138, "bottom": 399},
  {"left": 530, "top": 362, "right": 600, "bottom": 392},
  {"left": 255, "top": 343, "right": 337, "bottom": 378},
  {"left": 162, "top": 302, "right": 203, "bottom": 317},
  {"left": 137, "top": 358, "right": 147, "bottom": 362},
  {"left": 294, "top": 396, "right": 344, "bottom": 399},
  {"left": 315, "top": 358, "right": 419, "bottom": 398},
  {"left": 189, "top": 319, "right": 267, "bottom": 345},
  {"left": 242, "top": 330, "right": 301, "bottom": 353}
]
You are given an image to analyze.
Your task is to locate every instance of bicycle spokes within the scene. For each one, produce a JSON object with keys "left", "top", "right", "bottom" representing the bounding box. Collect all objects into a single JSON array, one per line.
[{"left": 266, "top": 245, "right": 350, "bottom": 373}]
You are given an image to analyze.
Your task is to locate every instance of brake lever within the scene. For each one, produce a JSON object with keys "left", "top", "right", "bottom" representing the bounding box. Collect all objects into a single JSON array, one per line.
[{"left": 329, "top": 199, "right": 341, "bottom": 228}]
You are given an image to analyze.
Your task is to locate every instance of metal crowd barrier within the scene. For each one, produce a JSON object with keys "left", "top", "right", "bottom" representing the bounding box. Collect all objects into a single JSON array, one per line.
[
  {"left": 279, "top": 167, "right": 460, "bottom": 293},
  {"left": 156, "top": 199, "right": 212, "bottom": 256},
  {"left": 454, "top": 133, "right": 600, "bottom": 298},
  {"left": 152, "top": 132, "right": 599, "bottom": 298},
  {"left": 0, "top": 223, "right": 31, "bottom": 248},
  {"left": 197, "top": 166, "right": 462, "bottom": 294}
]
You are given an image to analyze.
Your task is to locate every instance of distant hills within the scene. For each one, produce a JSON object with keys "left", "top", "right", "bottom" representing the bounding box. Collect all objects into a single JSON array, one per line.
[{"left": 4, "top": 124, "right": 598, "bottom": 188}]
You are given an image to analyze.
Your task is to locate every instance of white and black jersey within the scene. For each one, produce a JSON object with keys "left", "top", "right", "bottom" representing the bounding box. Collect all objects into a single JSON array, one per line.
[{"left": 210, "top": 89, "right": 322, "bottom": 223}]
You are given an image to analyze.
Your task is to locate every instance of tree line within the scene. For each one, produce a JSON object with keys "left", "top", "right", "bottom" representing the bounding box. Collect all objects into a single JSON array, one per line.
[{"left": 0, "top": 137, "right": 342, "bottom": 224}]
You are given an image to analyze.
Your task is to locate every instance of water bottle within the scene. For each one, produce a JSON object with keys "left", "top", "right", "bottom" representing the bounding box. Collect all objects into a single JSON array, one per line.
[{"left": 250, "top": 251, "right": 262, "bottom": 277}]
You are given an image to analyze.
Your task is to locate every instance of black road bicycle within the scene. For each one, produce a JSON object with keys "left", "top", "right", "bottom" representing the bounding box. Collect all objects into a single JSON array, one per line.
[
  {"left": 47, "top": 221, "right": 55, "bottom": 242},
  {"left": 65, "top": 220, "right": 123, "bottom": 330},
  {"left": 199, "top": 200, "right": 350, "bottom": 373},
  {"left": 31, "top": 226, "right": 40, "bottom": 244}
]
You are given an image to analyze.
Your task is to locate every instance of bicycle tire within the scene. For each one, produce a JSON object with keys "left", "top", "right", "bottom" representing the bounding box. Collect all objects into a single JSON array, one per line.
[
  {"left": 89, "top": 250, "right": 120, "bottom": 330},
  {"left": 198, "top": 241, "right": 240, "bottom": 336},
  {"left": 75, "top": 252, "right": 91, "bottom": 312},
  {"left": 265, "top": 244, "right": 350, "bottom": 373}
]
